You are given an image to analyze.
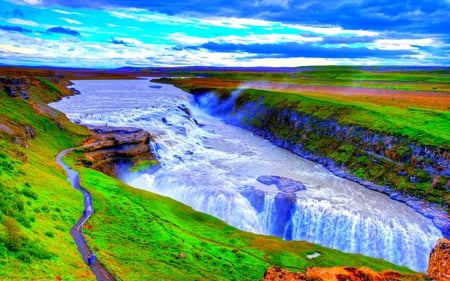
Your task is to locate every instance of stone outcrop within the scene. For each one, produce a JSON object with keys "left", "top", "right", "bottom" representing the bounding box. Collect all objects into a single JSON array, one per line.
[
  {"left": 0, "top": 118, "right": 36, "bottom": 148},
  {"left": 257, "top": 175, "right": 307, "bottom": 193},
  {"left": 263, "top": 266, "right": 306, "bottom": 280},
  {"left": 239, "top": 176, "right": 306, "bottom": 239},
  {"left": 428, "top": 238, "right": 450, "bottom": 281},
  {"left": 0, "top": 77, "right": 31, "bottom": 99},
  {"left": 81, "top": 126, "right": 156, "bottom": 177},
  {"left": 263, "top": 266, "right": 426, "bottom": 281}
]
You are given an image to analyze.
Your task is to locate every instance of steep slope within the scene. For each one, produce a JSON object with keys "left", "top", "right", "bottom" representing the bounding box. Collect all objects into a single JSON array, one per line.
[{"left": 0, "top": 74, "right": 91, "bottom": 279}]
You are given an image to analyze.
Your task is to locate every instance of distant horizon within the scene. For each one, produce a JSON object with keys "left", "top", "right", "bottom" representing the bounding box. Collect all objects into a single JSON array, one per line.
[{"left": 1, "top": 64, "right": 450, "bottom": 72}]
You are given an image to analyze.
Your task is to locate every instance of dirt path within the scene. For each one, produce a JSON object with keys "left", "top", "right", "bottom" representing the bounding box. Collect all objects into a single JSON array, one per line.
[{"left": 56, "top": 149, "right": 116, "bottom": 281}]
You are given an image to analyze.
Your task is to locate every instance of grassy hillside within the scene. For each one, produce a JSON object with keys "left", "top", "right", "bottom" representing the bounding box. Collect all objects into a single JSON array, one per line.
[
  {"left": 0, "top": 79, "right": 91, "bottom": 279},
  {"left": 237, "top": 88, "right": 450, "bottom": 148},
  {"left": 0, "top": 73, "right": 426, "bottom": 280}
]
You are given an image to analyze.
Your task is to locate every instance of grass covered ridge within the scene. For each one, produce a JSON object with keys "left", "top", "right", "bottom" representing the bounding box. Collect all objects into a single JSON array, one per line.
[{"left": 239, "top": 88, "right": 450, "bottom": 148}]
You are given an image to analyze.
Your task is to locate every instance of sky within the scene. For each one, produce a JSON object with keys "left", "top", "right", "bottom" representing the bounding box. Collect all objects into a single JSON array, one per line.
[{"left": 0, "top": 0, "right": 449, "bottom": 68}]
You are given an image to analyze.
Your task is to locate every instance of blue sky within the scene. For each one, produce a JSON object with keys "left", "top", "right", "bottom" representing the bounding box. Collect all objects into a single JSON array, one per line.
[{"left": 0, "top": 0, "right": 449, "bottom": 68}]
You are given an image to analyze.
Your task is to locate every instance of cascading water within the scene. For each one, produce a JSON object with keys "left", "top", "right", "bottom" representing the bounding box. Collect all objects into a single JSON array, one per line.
[{"left": 50, "top": 79, "right": 442, "bottom": 272}]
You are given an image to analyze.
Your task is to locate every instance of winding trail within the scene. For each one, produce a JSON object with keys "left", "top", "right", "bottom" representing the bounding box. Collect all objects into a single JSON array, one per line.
[{"left": 56, "top": 148, "right": 116, "bottom": 281}]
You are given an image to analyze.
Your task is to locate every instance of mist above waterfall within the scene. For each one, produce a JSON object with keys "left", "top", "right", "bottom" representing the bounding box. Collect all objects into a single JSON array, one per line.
[
  {"left": 50, "top": 79, "right": 442, "bottom": 272},
  {"left": 194, "top": 88, "right": 243, "bottom": 116}
]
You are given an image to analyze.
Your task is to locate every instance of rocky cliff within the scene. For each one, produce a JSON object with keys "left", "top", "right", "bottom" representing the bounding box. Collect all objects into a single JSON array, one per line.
[
  {"left": 81, "top": 125, "right": 157, "bottom": 177},
  {"left": 0, "top": 118, "right": 35, "bottom": 149},
  {"left": 0, "top": 72, "right": 66, "bottom": 154},
  {"left": 0, "top": 77, "right": 32, "bottom": 99},
  {"left": 428, "top": 238, "right": 450, "bottom": 281}
]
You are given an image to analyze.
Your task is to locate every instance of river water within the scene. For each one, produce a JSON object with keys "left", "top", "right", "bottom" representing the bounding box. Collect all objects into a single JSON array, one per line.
[{"left": 49, "top": 79, "right": 442, "bottom": 272}]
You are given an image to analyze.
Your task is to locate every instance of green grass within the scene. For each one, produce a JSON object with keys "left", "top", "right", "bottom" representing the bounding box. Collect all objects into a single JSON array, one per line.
[
  {"left": 128, "top": 159, "right": 159, "bottom": 173},
  {"left": 173, "top": 66, "right": 450, "bottom": 92},
  {"left": 239, "top": 88, "right": 450, "bottom": 148},
  {"left": 35, "top": 77, "right": 64, "bottom": 100},
  {"left": 71, "top": 165, "right": 416, "bottom": 281}
]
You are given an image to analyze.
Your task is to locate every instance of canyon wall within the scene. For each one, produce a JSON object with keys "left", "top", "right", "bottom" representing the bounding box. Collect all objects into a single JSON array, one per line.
[{"left": 191, "top": 90, "right": 449, "bottom": 238}]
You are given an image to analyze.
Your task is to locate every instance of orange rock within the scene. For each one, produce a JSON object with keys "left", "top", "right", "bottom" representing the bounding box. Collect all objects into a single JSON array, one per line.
[
  {"left": 263, "top": 266, "right": 306, "bottom": 281},
  {"left": 263, "top": 266, "right": 425, "bottom": 281},
  {"left": 81, "top": 126, "right": 156, "bottom": 177},
  {"left": 428, "top": 238, "right": 450, "bottom": 281},
  {"left": 306, "top": 266, "right": 386, "bottom": 281}
]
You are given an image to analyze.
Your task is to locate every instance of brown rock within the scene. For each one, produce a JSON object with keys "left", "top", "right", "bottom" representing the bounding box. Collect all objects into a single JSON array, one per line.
[
  {"left": 263, "top": 266, "right": 426, "bottom": 281},
  {"left": 0, "top": 77, "right": 31, "bottom": 99},
  {"left": 263, "top": 266, "right": 306, "bottom": 281},
  {"left": 428, "top": 238, "right": 450, "bottom": 281},
  {"left": 306, "top": 267, "right": 382, "bottom": 281},
  {"left": 81, "top": 126, "right": 157, "bottom": 177},
  {"left": 0, "top": 118, "right": 36, "bottom": 148}
]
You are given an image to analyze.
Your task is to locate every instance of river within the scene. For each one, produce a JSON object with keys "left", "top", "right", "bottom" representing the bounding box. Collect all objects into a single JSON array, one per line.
[{"left": 49, "top": 79, "right": 442, "bottom": 272}]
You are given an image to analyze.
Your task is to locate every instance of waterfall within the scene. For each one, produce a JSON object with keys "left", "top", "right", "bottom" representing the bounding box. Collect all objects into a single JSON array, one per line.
[{"left": 50, "top": 79, "right": 442, "bottom": 272}]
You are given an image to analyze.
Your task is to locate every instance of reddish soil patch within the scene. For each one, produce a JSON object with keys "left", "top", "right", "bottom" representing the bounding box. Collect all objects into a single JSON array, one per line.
[
  {"left": 247, "top": 82, "right": 450, "bottom": 111},
  {"left": 181, "top": 78, "right": 450, "bottom": 111}
]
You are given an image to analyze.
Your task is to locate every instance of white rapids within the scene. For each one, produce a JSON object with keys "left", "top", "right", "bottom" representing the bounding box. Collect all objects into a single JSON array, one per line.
[{"left": 50, "top": 79, "right": 442, "bottom": 272}]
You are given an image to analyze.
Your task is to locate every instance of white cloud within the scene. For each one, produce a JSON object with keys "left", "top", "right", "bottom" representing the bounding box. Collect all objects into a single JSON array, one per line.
[
  {"left": 287, "top": 24, "right": 379, "bottom": 37},
  {"left": 0, "top": 30, "right": 399, "bottom": 68},
  {"left": 254, "top": 0, "right": 291, "bottom": 9},
  {"left": 219, "top": 34, "right": 322, "bottom": 44},
  {"left": 6, "top": 18, "right": 39, "bottom": 27},
  {"left": 371, "top": 38, "right": 435, "bottom": 50},
  {"left": 109, "top": 11, "right": 139, "bottom": 20},
  {"left": 198, "top": 17, "right": 272, "bottom": 29},
  {"left": 52, "top": 9, "right": 83, "bottom": 16},
  {"left": 59, "top": 18, "right": 82, "bottom": 25},
  {"left": 23, "top": 0, "right": 41, "bottom": 4},
  {"left": 111, "top": 37, "right": 143, "bottom": 47},
  {"left": 106, "top": 7, "right": 379, "bottom": 40},
  {"left": 168, "top": 33, "right": 210, "bottom": 46},
  {"left": 0, "top": 43, "right": 38, "bottom": 55},
  {"left": 9, "top": 0, "right": 42, "bottom": 5},
  {"left": 109, "top": 9, "right": 193, "bottom": 27},
  {"left": 169, "top": 33, "right": 322, "bottom": 46}
]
